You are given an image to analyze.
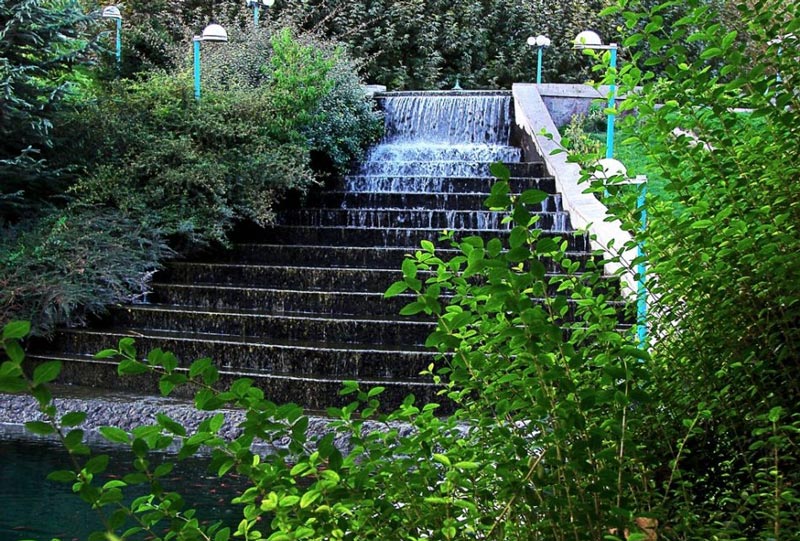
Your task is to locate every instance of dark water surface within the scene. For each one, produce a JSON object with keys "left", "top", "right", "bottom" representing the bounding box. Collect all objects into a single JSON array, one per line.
[{"left": 0, "top": 436, "right": 245, "bottom": 541}]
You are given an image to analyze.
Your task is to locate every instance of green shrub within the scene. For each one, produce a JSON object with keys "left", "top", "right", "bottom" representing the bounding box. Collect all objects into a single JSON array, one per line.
[
  {"left": 0, "top": 208, "right": 167, "bottom": 335},
  {"left": 598, "top": 0, "right": 800, "bottom": 535},
  {"left": 54, "top": 27, "right": 381, "bottom": 249},
  {"left": 60, "top": 72, "right": 313, "bottom": 247},
  {"left": 0, "top": 0, "right": 96, "bottom": 219}
]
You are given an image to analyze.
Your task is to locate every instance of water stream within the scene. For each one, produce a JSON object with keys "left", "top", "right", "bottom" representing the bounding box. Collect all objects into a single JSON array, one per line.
[{"left": 352, "top": 93, "right": 521, "bottom": 188}]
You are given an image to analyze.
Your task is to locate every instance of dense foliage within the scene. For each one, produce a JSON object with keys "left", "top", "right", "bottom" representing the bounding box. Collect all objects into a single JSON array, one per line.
[
  {"left": 596, "top": 0, "right": 800, "bottom": 536},
  {"left": 1, "top": 5, "right": 381, "bottom": 334},
  {"left": 0, "top": 209, "right": 169, "bottom": 334},
  {"left": 87, "top": 0, "right": 624, "bottom": 89},
  {"left": 0, "top": 0, "right": 95, "bottom": 219},
  {"left": 88, "top": 0, "right": 759, "bottom": 90}
]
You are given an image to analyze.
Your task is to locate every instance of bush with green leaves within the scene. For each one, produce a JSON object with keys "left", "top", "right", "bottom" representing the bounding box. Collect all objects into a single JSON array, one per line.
[
  {"left": 94, "top": 0, "right": 761, "bottom": 91},
  {"left": 589, "top": 0, "right": 800, "bottom": 536},
  {"left": 56, "top": 27, "right": 380, "bottom": 248},
  {"left": 0, "top": 0, "right": 96, "bottom": 220},
  {"left": 0, "top": 207, "right": 168, "bottom": 335},
  {"left": 5, "top": 23, "right": 381, "bottom": 333}
]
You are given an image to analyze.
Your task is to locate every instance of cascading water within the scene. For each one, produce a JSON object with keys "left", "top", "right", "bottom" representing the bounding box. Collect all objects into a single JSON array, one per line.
[{"left": 355, "top": 93, "right": 522, "bottom": 184}]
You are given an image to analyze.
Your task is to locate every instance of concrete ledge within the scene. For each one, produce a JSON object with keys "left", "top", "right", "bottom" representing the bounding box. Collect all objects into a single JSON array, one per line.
[
  {"left": 537, "top": 83, "right": 628, "bottom": 128},
  {"left": 512, "top": 83, "right": 638, "bottom": 299}
]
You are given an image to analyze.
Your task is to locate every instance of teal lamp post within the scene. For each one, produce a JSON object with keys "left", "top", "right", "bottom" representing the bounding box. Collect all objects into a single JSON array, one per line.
[
  {"left": 101, "top": 6, "right": 122, "bottom": 67},
  {"left": 594, "top": 158, "right": 648, "bottom": 349},
  {"left": 527, "top": 35, "right": 550, "bottom": 84},
  {"left": 246, "top": 0, "right": 275, "bottom": 27},
  {"left": 193, "top": 23, "right": 229, "bottom": 101},
  {"left": 574, "top": 30, "right": 618, "bottom": 159}
]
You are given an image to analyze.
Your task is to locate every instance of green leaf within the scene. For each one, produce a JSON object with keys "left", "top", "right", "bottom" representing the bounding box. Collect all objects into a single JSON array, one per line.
[
  {"left": 118, "top": 359, "right": 149, "bottom": 376},
  {"left": 25, "top": 421, "right": 55, "bottom": 435},
  {"left": 61, "top": 411, "right": 87, "bottom": 427},
  {"left": 519, "top": 189, "right": 548, "bottom": 205},
  {"left": 94, "top": 349, "right": 119, "bottom": 359},
  {"left": 156, "top": 413, "right": 187, "bottom": 436},
  {"left": 384, "top": 281, "right": 409, "bottom": 298},
  {"left": 279, "top": 495, "right": 301, "bottom": 507},
  {"left": 214, "top": 528, "right": 231, "bottom": 541},
  {"left": 399, "top": 302, "right": 426, "bottom": 316},
  {"left": 47, "top": 469, "right": 77, "bottom": 483},
  {"left": 3, "top": 321, "right": 31, "bottom": 340},
  {"left": 189, "top": 357, "right": 213, "bottom": 378},
  {"left": 32, "top": 361, "right": 61, "bottom": 386},
  {"left": 99, "top": 426, "right": 130, "bottom": 444},
  {"left": 691, "top": 219, "right": 714, "bottom": 229},
  {"left": 4, "top": 340, "right": 25, "bottom": 364},
  {"left": 0, "top": 375, "right": 27, "bottom": 393},
  {"left": 489, "top": 162, "right": 510, "bottom": 180},
  {"left": 300, "top": 490, "right": 321, "bottom": 509},
  {"left": 402, "top": 258, "right": 417, "bottom": 279},
  {"left": 64, "top": 429, "right": 84, "bottom": 450},
  {"left": 85, "top": 454, "right": 110, "bottom": 474}
]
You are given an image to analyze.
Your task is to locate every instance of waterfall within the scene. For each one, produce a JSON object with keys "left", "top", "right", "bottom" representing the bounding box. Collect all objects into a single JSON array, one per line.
[{"left": 356, "top": 93, "right": 521, "bottom": 183}]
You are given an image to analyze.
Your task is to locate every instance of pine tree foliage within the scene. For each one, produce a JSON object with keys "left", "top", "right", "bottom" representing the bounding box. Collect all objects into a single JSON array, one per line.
[{"left": 0, "top": 0, "right": 95, "bottom": 219}]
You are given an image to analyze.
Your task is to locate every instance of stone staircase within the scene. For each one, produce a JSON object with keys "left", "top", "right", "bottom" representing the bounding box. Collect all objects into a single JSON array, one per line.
[{"left": 30, "top": 91, "right": 599, "bottom": 412}]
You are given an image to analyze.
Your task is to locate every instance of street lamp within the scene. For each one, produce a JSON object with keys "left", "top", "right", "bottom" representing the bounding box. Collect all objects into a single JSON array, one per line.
[
  {"left": 246, "top": 0, "right": 275, "bottom": 27},
  {"left": 193, "top": 23, "right": 229, "bottom": 101},
  {"left": 574, "top": 30, "right": 618, "bottom": 159},
  {"left": 592, "top": 158, "right": 648, "bottom": 349},
  {"left": 101, "top": 5, "right": 122, "bottom": 67},
  {"left": 526, "top": 35, "right": 550, "bottom": 84}
]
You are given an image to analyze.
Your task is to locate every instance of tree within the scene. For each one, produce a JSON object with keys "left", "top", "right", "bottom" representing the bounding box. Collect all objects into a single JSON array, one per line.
[{"left": 0, "top": 0, "right": 95, "bottom": 220}]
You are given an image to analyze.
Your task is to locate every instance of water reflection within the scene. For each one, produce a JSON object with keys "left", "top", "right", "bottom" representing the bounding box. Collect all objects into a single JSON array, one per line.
[{"left": 0, "top": 436, "right": 245, "bottom": 541}]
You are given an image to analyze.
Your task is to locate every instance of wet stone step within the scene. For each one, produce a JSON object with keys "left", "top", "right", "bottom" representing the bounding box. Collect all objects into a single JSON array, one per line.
[
  {"left": 276, "top": 209, "right": 571, "bottom": 231},
  {"left": 109, "top": 304, "right": 433, "bottom": 345},
  {"left": 150, "top": 270, "right": 615, "bottom": 311},
  {"left": 26, "top": 354, "right": 445, "bottom": 412},
  {"left": 45, "top": 329, "right": 436, "bottom": 380},
  {"left": 158, "top": 264, "right": 404, "bottom": 293},
  {"left": 147, "top": 284, "right": 421, "bottom": 320},
  {"left": 340, "top": 175, "right": 554, "bottom": 194},
  {"left": 352, "top": 161, "right": 547, "bottom": 178},
  {"left": 215, "top": 244, "right": 596, "bottom": 271},
  {"left": 212, "top": 244, "right": 408, "bottom": 268},
  {"left": 304, "top": 191, "right": 563, "bottom": 212},
  {"left": 361, "top": 143, "right": 521, "bottom": 164},
  {"left": 254, "top": 226, "right": 586, "bottom": 249}
]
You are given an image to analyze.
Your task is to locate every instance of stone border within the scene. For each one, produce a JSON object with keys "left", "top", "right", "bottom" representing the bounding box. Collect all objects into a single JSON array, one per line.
[{"left": 512, "top": 83, "right": 638, "bottom": 299}]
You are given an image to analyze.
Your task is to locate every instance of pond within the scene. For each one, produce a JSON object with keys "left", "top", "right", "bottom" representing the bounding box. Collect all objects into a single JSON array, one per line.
[{"left": 0, "top": 435, "right": 246, "bottom": 541}]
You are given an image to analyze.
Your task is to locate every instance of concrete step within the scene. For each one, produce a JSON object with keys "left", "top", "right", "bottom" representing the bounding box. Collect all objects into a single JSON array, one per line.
[
  {"left": 108, "top": 304, "right": 434, "bottom": 346},
  {"left": 139, "top": 288, "right": 429, "bottom": 332},
  {"left": 250, "top": 226, "right": 586, "bottom": 249},
  {"left": 26, "top": 352, "right": 445, "bottom": 413},
  {"left": 339, "top": 174, "right": 554, "bottom": 194},
  {"left": 276, "top": 209, "right": 571, "bottom": 231},
  {"left": 302, "top": 191, "right": 563, "bottom": 212}
]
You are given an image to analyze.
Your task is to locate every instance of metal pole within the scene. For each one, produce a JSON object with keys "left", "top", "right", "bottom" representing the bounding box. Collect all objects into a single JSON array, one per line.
[
  {"left": 193, "top": 38, "right": 201, "bottom": 101},
  {"left": 606, "top": 45, "right": 617, "bottom": 159},
  {"left": 253, "top": 5, "right": 260, "bottom": 27},
  {"left": 536, "top": 47, "right": 543, "bottom": 84},
  {"left": 637, "top": 182, "right": 648, "bottom": 348},
  {"left": 115, "top": 18, "right": 122, "bottom": 66}
]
